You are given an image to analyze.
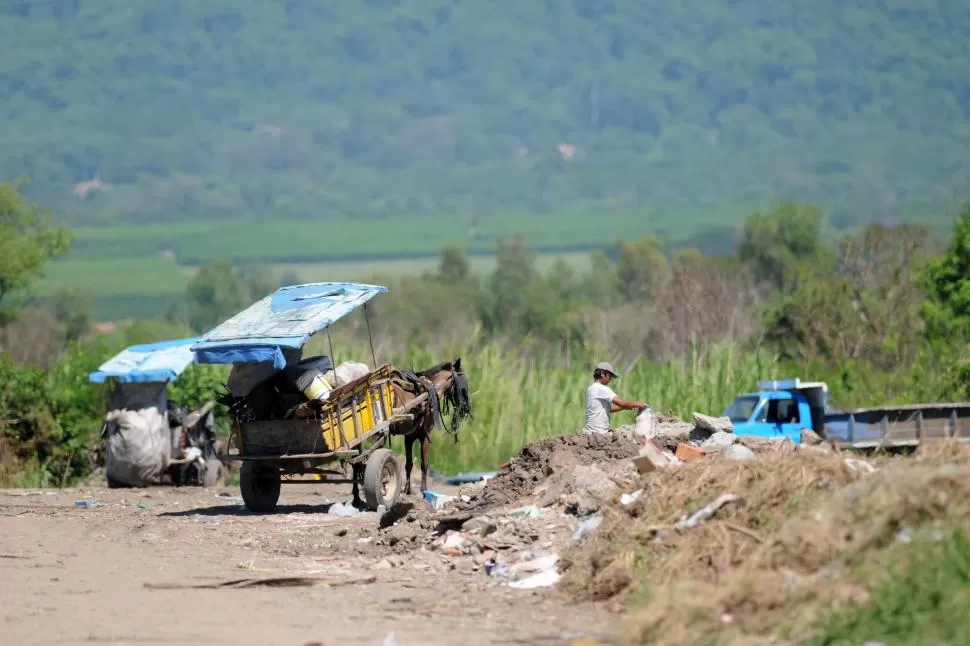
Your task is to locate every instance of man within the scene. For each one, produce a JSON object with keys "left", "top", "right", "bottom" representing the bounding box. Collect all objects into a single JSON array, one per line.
[{"left": 583, "top": 361, "right": 647, "bottom": 435}]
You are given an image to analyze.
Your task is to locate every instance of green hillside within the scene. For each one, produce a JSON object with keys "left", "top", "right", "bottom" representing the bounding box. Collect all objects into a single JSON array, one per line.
[{"left": 1, "top": 0, "right": 968, "bottom": 244}]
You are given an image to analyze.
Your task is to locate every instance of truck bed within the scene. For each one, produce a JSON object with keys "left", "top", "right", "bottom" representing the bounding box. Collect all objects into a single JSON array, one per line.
[{"left": 823, "top": 403, "right": 970, "bottom": 449}]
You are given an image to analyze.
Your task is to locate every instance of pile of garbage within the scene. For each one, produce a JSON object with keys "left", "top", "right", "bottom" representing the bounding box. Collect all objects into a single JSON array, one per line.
[
  {"left": 369, "top": 411, "right": 874, "bottom": 598},
  {"left": 366, "top": 434, "right": 647, "bottom": 589},
  {"left": 619, "top": 409, "right": 851, "bottom": 475}
]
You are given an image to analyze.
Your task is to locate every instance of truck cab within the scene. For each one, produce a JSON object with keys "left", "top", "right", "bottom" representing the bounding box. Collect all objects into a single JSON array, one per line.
[{"left": 722, "top": 379, "right": 829, "bottom": 443}]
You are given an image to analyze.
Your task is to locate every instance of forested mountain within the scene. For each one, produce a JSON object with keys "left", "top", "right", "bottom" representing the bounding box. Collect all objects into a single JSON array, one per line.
[{"left": 2, "top": 0, "right": 969, "bottom": 229}]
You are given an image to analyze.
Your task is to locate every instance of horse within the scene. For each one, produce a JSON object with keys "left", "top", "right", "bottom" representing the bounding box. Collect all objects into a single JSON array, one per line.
[{"left": 389, "top": 357, "right": 473, "bottom": 495}]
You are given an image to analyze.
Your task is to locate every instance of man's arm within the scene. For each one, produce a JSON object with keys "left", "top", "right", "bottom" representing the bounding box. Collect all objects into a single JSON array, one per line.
[{"left": 612, "top": 397, "right": 646, "bottom": 411}]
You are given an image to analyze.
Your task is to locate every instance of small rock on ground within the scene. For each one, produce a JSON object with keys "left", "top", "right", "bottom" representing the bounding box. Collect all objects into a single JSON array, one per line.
[
  {"left": 720, "top": 444, "right": 756, "bottom": 461},
  {"left": 701, "top": 431, "right": 737, "bottom": 452}
]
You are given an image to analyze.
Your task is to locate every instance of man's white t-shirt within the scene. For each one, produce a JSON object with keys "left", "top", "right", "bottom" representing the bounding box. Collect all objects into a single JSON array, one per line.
[{"left": 584, "top": 382, "right": 618, "bottom": 435}]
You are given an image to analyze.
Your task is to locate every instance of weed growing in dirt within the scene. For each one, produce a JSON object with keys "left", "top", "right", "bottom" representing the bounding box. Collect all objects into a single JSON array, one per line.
[{"left": 810, "top": 531, "right": 970, "bottom": 646}]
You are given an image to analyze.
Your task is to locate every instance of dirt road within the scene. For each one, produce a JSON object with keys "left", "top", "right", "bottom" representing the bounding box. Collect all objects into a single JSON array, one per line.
[{"left": 0, "top": 483, "right": 614, "bottom": 646}]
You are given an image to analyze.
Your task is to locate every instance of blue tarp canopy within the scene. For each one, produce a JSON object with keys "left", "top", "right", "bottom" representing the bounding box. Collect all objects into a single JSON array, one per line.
[
  {"left": 88, "top": 337, "right": 200, "bottom": 384},
  {"left": 191, "top": 282, "right": 387, "bottom": 369}
]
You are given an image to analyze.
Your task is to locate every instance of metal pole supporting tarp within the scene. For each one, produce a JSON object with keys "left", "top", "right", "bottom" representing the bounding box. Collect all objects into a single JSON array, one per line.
[{"left": 363, "top": 302, "right": 378, "bottom": 368}]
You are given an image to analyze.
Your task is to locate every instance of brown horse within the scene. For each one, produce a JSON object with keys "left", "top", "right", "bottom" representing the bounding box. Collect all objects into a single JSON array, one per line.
[{"left": 389, "top": 358, "right": 473, "bottom": 495}]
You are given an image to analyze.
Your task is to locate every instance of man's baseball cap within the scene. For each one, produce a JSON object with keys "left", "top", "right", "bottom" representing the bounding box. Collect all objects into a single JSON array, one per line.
[{"left": 595, "top": 361, "right": 618, "bottom": 378}]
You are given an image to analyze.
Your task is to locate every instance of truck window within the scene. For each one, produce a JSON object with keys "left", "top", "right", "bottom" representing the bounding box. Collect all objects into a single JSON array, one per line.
[
  {"left": 723, "top": 395, "right": 759, "bottom": 422},
  {"left": 765, "top": 399, "right": 800, "bottom": 424}
]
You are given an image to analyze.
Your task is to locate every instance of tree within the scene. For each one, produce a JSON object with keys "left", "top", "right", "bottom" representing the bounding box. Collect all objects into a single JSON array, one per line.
[
  {"left": 0, "top": 182, "right": 72, "bottom": 314},
  {"left": 49, "top": 288, "right": 93, "bottom": 342},
  {"left": 483, "top": 235, "right": 538, "bottom": 335},
  {"left": 185, "top": 261, "right": 248, "bottom": 333},
  {"left": 764, "top": 223, "right": 930, "bottom": 370},
  {"left": 921, "top": 202, "right": 970, "bottom": 343},
  {"left": 437, "top": 242, "right": 471, "bottom": 285},
  {"left": 737, "top": 202, "right": 829, "bottom": 292},
  {"left": 615, "top": 235, "right": 670, "bottom": 302}
]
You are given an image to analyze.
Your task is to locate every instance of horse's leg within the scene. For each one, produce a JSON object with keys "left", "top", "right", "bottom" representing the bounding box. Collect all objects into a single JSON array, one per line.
[
  {"left": 403, "top": 434, "right": 414, "bottom": 496},
  {"left": 351, "top": 463, "right": 364, "bottom": 508},
  {"left": 420, "top": 432, "right": 430, "bottom": 494}
]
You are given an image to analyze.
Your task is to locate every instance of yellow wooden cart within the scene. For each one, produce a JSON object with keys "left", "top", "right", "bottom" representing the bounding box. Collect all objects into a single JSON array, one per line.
[{"left": 191, "top": 282, "right": 411, "bottom": 513}]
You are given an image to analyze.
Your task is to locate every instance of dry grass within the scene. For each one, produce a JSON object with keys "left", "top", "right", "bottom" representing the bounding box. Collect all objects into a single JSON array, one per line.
[
  {"left": 560, "top": 443, "right": 970, "bottom": 646},
  {"left": 561, "top": 451, "right": 862, "bottom": 599}
]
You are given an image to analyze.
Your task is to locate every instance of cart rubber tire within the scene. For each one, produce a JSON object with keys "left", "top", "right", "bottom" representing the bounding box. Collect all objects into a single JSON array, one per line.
[
  {"left": 363, "top": 449, "right": 403, "bottom": 511},
  {"left": 239, "top": 462, "right": 281, "bottom": 513},
  {"left": 203, "top": 459, "right": 224, "bottom": 488}
]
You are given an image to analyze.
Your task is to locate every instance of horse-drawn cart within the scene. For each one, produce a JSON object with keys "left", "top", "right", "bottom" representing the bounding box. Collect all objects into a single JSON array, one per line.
[{"left": 191, "top": 282, "right": 460, "bottom": 513}]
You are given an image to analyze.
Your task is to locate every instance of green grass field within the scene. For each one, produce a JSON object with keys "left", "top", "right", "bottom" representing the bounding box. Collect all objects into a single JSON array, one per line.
[
  {"left": 38, "top": 206, "right": 747, "bottom": 320},
  {"left": 34, "top": 250, "right": 596, "bottom": 320},
  {"left": 64, "top": 208, "right": 741, "bottom": 264}
]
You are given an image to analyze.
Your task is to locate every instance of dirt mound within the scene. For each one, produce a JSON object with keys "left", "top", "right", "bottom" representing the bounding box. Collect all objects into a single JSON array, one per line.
[
  {"left": 560, "top": 451, "right": 863, "bottom": 603},
  {"left": 563, "top": 442, "right": 970, "bottom": 646},
  {"left": 463, "top": 434, "right": 639, "bottom": 511}
]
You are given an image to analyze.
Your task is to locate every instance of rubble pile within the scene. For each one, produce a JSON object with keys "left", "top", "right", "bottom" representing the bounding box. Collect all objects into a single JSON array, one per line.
[
  {"left": 461, "top": 433, "right": 640, "bottom": 511},
  {"left": 558, "top": 449, "right": 872, "bottom": 604},
  {"left": 366, "top": 412, "right": 866, "bottom": 597}
]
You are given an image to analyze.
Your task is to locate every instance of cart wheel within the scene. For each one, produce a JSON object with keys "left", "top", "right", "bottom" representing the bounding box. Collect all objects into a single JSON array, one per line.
[
  {"left": 203, "top": 459, "right": 225, "bottom": 488},
  {"left": 363, "top": 449, "right": 402, "bottom": 511},
  {"left": 239, "top": 462, "right": 281, "bottom": 513}
]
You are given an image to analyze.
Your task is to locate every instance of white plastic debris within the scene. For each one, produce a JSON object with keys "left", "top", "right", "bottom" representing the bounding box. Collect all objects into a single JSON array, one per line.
[
  {"left": 507, "top": 554, "right": 561, "bottom": 588},
  {"left": 489, "top": 552, "right": 562, "bottom": 589},
  {"left": 183, "top": 446, "right": 203, "bottom": 465},
  {"left": 633, "top": 407, "right": 656, "bottom": 439},
  {"left": 620, "top": 489, "right": 644, "bottom": 506},
  {"left": 571, "top": 514, "right": 604, "bottom": 541},
  {"left": 509, "top": 553, "right": 559, "bottom": 575},
  {"left": 423, "top": 489, "right": 456, "bottom": 509},
  {"left": 382, "top": 632, "right": 398, "bottom": 646},
  {"left": 328, "top": 502, "right": 361, "bottom": 517},
  {"left": 508, "top": 569, "right": 561, "bottom": 589},
  {"left": 677, "top": 493, "right": 741, "bottom": 529}
]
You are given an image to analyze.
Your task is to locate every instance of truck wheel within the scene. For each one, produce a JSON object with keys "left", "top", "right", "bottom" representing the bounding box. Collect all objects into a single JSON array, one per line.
[
  {"left": 362, "top": 449, "right": 402, "bottom": 511},
  {"left": 203, "top": 459, "right": 225, "bottom": 487},
  {"left": 239, "top": 462, "right": 281, "bottom": 513}
]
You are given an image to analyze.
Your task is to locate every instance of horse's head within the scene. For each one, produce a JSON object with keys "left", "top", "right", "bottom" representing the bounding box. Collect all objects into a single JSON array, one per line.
[{"left": 418, "top": 357, "right": 473, "bottom": 431}]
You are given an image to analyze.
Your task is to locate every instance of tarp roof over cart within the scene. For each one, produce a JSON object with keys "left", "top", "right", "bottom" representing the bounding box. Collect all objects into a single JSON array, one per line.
[
  {"left": 191, "top": 282, "right": 387, "bottom": 369},
  {"left": 88, "top": 337, "right": 201, "bottom": 384}
]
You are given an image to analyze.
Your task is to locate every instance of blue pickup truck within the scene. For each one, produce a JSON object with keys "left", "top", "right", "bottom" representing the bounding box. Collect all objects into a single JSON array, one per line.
[
  {"left": 722, "top": 379, "right": 970, "bottom": 447},
  {"left": 722, "top": 379, "right": 877, "bottom": 444}
]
